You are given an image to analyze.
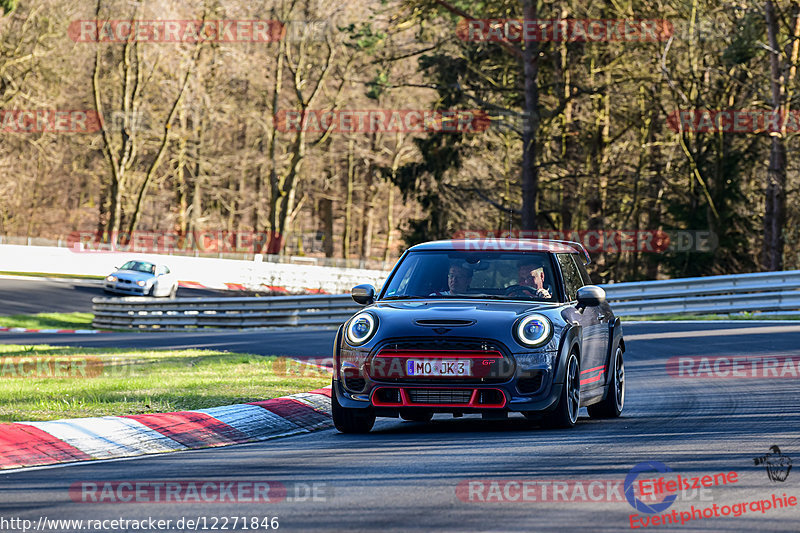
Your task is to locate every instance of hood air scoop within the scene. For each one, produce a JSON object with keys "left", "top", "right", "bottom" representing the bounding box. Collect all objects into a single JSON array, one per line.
[{"left": 414, "top": 319, "right": 476, "bottom": 327}]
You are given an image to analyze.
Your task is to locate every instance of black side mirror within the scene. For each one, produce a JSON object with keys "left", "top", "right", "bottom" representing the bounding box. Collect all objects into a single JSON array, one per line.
[
  {"left": 576, "top": 285, "right": 606, "bottom": 310},
  {"left": 351, "top": 284, "right": 376, "bottom": 305}
]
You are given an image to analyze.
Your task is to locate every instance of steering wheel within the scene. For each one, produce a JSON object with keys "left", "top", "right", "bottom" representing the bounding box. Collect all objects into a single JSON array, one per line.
[{"left": 504, "top": 284, "right": 539, "bottom": 298}]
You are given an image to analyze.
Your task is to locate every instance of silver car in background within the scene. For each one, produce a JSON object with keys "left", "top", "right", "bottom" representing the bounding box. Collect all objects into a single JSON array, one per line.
[{"left": 104, "top": 260, "right": 179, "bottom": 298}]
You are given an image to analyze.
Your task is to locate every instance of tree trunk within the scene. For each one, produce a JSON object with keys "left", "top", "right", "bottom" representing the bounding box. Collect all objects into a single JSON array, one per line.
[
  {"left": 762, "top": 0, "right": 797, "bottom": 271},
  {"left": 342, "top": 137, "right": 355, "bottom": 259},
  {"left": 383, "top": 185, "right": 394, "bottom": 263},
  {"left": 319, "top": 197, "right": 334, "bottom": 257},
  {"left": 520, "top": 0, "right": 540, "bottom": 230},
  {"left": 126, "top": 44, "right": 200, "bottom": 237},
  {"left": 555, "top": 11, "right": 576, "bottom": 232},
  {"left": 645, "top": 85, "right": 664, "bottom": 280},
  {"left": 360, "top": 157, "right": 375, "bottom": 259}
]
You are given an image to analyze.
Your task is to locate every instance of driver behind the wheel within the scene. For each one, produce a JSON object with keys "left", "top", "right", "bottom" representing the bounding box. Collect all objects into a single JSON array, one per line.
[
  {"left": 431, "top": 263, "right": 473, "bottom": 296},
  {"left": 517, "top": 263, "right": 552, "bottom": 299}
]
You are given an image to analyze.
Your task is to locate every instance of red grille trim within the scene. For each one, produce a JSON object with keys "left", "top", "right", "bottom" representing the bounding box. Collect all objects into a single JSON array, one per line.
[{"left": 371, "top": 387, "right": 506, "bottom": 408}]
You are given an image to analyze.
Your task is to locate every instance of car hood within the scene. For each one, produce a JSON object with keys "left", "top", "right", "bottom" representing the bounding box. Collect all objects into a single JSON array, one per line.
[
  {"left": 357, "top": 299, "right": 565, "bottom": 352},
  {"left": 112, "top": 269, "right": 155, "bottom": 281}
]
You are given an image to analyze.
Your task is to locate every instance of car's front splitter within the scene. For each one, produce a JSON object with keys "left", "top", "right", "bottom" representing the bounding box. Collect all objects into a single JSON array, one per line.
[{"left": 333, "top": 379, "right": 562, "bottom": 414}]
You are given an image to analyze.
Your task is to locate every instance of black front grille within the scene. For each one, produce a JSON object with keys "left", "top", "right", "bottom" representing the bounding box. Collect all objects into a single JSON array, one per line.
[
  {"left": 380, "top": 339, "right": 498, "bottom": 352},
  {"left": 371, "top": 338, "right": 514, "bottom": 384},
  {"left": 408, "top": 388, "right": 472, "bottom": 404},
  {"left": 518, "top": 374, "right": 544, "bottom": 394}
]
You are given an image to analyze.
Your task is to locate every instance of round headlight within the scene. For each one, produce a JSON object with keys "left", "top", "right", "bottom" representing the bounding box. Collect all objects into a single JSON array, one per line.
[
  {"left": 515, "top": 314, "right": 553, "bottom": 348},
  {"left": 136, "top": 280, "right": 147, "bottom": 287},
  {"left": 106, "top": 275, "right": 117, "bottom": 282},
  {"left": 346, "top": 312, "right": 377, "bottom": 346}
]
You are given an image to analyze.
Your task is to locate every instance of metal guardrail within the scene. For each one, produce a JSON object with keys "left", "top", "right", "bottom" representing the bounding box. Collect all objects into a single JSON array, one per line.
[
  {"left": 92, "top": 270, "right": 800, "bottom": 329},
  {"left": 603, "top": 270, "right": 800, "bottom": 317},
  {"left": 92, "top": 294, "right": 360, "bottom": 329}
]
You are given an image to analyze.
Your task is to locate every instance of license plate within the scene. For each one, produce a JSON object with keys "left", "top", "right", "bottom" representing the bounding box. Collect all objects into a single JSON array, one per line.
[{"left": 407, "top": 359, "right": 472, "bottom": 377}]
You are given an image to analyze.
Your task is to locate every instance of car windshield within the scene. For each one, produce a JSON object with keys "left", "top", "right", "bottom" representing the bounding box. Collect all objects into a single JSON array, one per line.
[
  {"left": 381, "top": 251, "right": 559, "bottom": 302},
  {"left": 119, "top": 261, "right": 156, "bottom": 274}
]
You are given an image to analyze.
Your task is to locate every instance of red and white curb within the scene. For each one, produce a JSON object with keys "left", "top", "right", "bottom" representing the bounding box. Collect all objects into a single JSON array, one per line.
[
  {"left": 0, "top": 387, "right": 332, "bottom": 470},
  {"left": 178, "top": 280, "right": 328, "bottom": 295},
  {"left": 0, "top": 327, "right": 106, "bottom": 334}
]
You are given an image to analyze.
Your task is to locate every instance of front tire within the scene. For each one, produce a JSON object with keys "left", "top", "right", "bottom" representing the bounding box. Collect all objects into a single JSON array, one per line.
[
  {"left": 542, "top": 352, "right": 580, "bottom": 428},
  {"left": 587, "top": 346, "right": 625, "bottom": 418},
  {"left": 331, "top": 381, "right": 375, "bottom": 433}
]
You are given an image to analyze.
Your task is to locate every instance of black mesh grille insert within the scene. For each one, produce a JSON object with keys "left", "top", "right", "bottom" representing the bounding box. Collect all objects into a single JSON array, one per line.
[
  {"left": 517, "top": 375, "right": 544, "bottom": 394},
  {"left": 376, "top": 388, "right": 401, "bottom": 403},
  {"left": 344, "top": 376, "right": 366, "bottom": 392},
  {"left": 408, "top": 389, "right": 472, "bottom": 404},
  {"left": 476, "top": 389, "right": 504, "bottom": 405},
  {"left": 343, "top": 368, "right": 366, "bottom": 392}
]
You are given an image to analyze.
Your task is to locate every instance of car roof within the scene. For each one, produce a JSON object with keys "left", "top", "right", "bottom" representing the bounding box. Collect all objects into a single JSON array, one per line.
[{"left": 408, "top": 239, "right": 585, "bottom": 255}]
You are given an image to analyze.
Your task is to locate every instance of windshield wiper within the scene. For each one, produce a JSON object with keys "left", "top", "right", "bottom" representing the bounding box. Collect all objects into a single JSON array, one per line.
[
  {"left": 459, "top": 294, "right": 553, "bottom": 302},
  {"left": 381, "top": 295, "right": 426, "bottom": 300}
]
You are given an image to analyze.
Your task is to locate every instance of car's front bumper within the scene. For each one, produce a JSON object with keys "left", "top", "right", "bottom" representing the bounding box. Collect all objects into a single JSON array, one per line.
[
  {"left": 104, "top": 282, "right": 147, "bottom": 295},
  {"left": 333, "top": 378, "right": 562, "bottom": 414}
]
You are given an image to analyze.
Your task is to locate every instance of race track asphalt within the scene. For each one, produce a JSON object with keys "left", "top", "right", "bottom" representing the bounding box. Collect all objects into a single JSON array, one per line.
[
  {"left": 1, "top": 321, "right": 799, "bottom": 532},
  {"left": 0, "top": 277, "right": 240, "bottom": 316}
]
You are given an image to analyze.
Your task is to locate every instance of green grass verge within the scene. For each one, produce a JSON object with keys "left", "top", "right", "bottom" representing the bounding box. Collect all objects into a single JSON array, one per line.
[
  {"left": 0, "top": 271, "right": 104, "bottom": 280},
  {"left": 0, "top": 313, "right": 95, "bottom": 330},
  {"left": 0, "top": 344, "right": 329, "bottom": 422},
  {"left": 622, "top": 313, "right": 800, "bottom": 321}
]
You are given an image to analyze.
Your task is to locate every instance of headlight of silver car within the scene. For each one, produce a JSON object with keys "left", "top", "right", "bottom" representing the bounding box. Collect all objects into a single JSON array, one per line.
[
  {"left": 514, "top": 314, "right": 553, "bottom": 348},
  {"left": 345, "top": 312, "right": 377, "bottom": 346}
]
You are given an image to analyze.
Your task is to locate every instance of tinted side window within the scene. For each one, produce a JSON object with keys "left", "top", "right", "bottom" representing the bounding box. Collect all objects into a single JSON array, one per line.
[
  {"left": 557, "top": 254, "right": 583, "bottom": 301},
  {"left": 576, "top": 259, "right": 592, "bottom": 285}
]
